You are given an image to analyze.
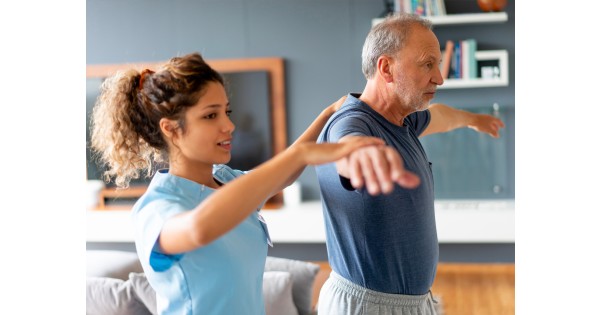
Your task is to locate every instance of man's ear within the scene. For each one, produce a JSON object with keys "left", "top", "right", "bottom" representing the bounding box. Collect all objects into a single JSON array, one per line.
[{"left": 377, "top": 55, "right": 394, "bottom": 83}]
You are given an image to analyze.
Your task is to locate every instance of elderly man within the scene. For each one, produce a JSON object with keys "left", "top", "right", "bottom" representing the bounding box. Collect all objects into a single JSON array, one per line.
[{"left": 315, "top": 13, "right": 505, "bottom": 315}]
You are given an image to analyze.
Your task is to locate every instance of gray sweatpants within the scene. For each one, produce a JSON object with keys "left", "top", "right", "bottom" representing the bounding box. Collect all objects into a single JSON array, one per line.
[{"left": 317, "top": 271, "right": 439, "bottom": 315}]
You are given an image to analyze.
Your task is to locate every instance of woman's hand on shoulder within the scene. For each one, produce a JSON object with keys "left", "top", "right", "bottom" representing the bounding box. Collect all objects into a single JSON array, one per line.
[
  {"left": 330, "top": 95, "right": 347, "bottom": 112},
  {"left": 323, "top": 95, "right": 347, "bottom": 117}
]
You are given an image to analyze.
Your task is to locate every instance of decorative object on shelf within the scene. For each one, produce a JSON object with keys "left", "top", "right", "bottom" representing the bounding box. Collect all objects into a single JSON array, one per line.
[{"left": 477, "top": 0, "right": 507, "bottom": 12}]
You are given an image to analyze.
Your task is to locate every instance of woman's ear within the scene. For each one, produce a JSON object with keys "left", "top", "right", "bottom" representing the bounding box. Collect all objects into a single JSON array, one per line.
[
  {"left": 377, "top": 55, "right": 394, "bottom": 83},
  {"left": 159, "top": 118, "right": 178, "bottom": 141}
]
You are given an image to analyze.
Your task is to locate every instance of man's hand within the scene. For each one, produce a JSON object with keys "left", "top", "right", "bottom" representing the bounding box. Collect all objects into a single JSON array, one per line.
[
  {"left": 468, "top": 113, "right": 505, "bottom": 138},
  {"left": 336, "top": 136, "right": 420, "bottom": 195},
  {"left": 422, "top": 103, "right": 506, "bottom": 138}
]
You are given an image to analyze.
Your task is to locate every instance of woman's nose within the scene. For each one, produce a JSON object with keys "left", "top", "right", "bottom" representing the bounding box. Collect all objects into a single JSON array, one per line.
[{"left": 223, "top": 116, "right": 235, "bottom": 134}]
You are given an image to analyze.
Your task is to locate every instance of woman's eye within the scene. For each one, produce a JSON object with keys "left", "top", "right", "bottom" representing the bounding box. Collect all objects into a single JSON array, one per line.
[
  {"left": 205, "top": 113, "right": 217, "bottom": 119},
  {"left": 226, "top": 110, "right": 233, "bottom": 117}
]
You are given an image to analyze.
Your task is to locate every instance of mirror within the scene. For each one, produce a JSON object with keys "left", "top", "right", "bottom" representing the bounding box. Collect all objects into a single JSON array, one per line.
[{"left": 86, "top": 57, "right": 287, "bottom": 209}]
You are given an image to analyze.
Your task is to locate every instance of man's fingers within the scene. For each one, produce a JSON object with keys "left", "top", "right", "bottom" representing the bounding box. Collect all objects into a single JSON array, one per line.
[
  {"left": 396, "top": 171, "right": 420, "bottom": 189},
  {"left": 372, "top": 147, "right": 393, "bottom": 194},
  {"left": 496, "top": 118, "right": 506, "bottom": 128},
  {"left": 384, "top": 147, "right": 421, "bottom": 189},
  {"left": 348, "top": 155, "right": 364, "bottom": 189},
  {"left": 359, "top": 153, "right": 381, "bottom": 195},
  {"left": 384, "top": 147, "right": 404, "bottom": 182}
]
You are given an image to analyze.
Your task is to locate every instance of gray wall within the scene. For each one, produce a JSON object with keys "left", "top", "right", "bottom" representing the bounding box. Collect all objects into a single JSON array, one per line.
[
  {"left": 87, "top": 0, "right": 515, "bottom": 200},
  {"left": 87, "top": 0, "right": 515, "bottom": 262}
]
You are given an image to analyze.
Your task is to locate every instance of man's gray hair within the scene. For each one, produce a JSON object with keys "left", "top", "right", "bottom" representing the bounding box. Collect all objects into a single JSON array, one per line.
[{"left": 361, "top": 13, "right": 433, "bottom": 79}]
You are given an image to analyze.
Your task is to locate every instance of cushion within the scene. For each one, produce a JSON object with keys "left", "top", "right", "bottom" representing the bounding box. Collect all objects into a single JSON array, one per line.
[
  {"left": 265, "top": 256, "right": 320, "bottom": 315},
  {"left": 263, "top": 271, "right": 299, "bottom": 315},
  {"left": 88, "top": 271, "right": 300, "bottom": 315},
  {"left": 85, "top": 253, "right": 316, "bottom": 314},
  {"left": 87, "top": 250, "right": 143, "bottom": 280},
  {"left": 86, "top": 277, "right": 151, "bottom": 315}
]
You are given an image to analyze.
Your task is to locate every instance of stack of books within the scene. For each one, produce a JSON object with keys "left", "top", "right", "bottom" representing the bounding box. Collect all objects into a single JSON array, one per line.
[
  {"left": 393, "top": 0, "right": 447, "bottom": 17},
  {"left": 440, "top": 39, "right": 478, "bottom": 80}
]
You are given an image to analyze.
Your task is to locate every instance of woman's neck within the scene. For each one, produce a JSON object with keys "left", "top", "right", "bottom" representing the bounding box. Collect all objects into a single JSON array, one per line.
[{"left": 169, "top": 161, "right": 221, "bottom": 189}]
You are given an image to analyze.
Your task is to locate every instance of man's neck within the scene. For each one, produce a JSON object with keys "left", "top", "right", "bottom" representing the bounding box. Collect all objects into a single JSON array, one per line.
[{"left": 359, "top": 80, "right": 409, "bottom": 126}]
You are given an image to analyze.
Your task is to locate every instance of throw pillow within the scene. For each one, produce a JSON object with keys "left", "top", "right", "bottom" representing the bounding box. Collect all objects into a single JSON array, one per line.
[
  {"left": 86, "top": 277, "right": 151, "bottom": 315},
  {"left": 263, "top": 271, "right": 299, "bottom": 315},
  {"left": 111, "top": 271, "right": 300, "bottom": 315},
  {"left": 264, "top": 256, "right": 320, "bottom": 315},
  {"left": 87, "top": 250, "right": 143, "bottom": 280}
]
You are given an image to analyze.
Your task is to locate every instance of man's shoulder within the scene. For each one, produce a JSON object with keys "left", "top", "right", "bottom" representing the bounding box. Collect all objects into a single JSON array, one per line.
[{"left": 329, "top": 101, "right": 379, "bottom": 126}]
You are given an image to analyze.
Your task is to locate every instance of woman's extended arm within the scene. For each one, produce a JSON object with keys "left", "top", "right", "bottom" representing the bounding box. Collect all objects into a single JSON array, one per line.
[
  {"left": 276, "top": 96, "right": 347, "bottom": 190},
  {"left": 158, "top": 136, "right": 383, "bottom": 254}
]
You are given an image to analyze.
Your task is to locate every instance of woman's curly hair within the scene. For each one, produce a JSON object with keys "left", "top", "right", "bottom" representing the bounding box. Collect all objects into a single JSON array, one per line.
[{"left": 90, "top": 52, "right": 224, "bottom": 188}]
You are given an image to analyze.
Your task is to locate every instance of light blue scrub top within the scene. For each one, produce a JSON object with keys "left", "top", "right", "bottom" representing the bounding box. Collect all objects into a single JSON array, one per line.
[{"left": 131, "top": 165, "right": 270, "bottom": 315}]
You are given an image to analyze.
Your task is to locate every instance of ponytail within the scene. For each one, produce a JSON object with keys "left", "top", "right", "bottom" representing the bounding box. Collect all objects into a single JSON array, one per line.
[{"left": 90, "top": 69, "right": 163, "bottom": 188}]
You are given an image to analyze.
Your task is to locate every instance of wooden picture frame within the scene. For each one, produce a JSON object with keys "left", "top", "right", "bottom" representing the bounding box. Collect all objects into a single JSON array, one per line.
[{"left": 87, "top": 57, "right": 287, "bottom": 209}]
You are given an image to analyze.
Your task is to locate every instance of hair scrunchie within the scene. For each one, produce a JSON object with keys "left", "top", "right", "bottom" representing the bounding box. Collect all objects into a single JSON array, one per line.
[{"left": 138, "top": 69, "right": 155, "bottom": 91}]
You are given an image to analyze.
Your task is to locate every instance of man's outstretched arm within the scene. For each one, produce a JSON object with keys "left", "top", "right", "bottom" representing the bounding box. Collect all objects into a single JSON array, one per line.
[
  {"left": 420, "top": 103, "right": 505, "bottom": 138},
  {"left": 335, "top": 136, "right": 421, "bottom": 195}
]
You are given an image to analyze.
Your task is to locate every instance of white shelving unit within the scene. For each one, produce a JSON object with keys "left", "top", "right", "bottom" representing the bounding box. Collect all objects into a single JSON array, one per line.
[
  {"left": 439, "top": 50, "right": 509, "bottom": 89},
  {"left": 372, "top": 12, "right": 508, "bottom": 27}
]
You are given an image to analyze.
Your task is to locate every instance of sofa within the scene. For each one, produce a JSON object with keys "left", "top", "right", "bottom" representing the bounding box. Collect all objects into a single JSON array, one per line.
[{"left": 86, "top": 250, "right": 323, "bottom": 315}]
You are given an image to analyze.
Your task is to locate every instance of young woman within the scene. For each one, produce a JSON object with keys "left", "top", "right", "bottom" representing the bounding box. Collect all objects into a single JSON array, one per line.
[{"left": 90, "top": 52, "right": 385, "bottom": 315}]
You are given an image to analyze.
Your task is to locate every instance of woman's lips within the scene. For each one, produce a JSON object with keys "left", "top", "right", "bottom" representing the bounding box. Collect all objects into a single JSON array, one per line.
[{"left": 218, "top": 140, "right": 232, "bottom": 151}]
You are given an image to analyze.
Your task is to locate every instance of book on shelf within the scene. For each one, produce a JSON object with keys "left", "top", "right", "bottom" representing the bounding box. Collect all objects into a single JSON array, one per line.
[
  {"left": 451, "top": 40, "right": 461, "bottom": 79},
  {"left": 394, "top": 0, "right": 446, "bottom": 16},
  {"left": 425, "top": 0, "right": 434, "bottom": 16},
  {"left": 413, "top": 0, "right": 425, "bottom": 16},
  {"left": 436, "top": 0, "right": 446, "bottom": 16},
  {"left": 440, "top": 39, "right": 454, "bottom": 79},
  {"left": 466, "top": 38, "right": 477, "bottom": 79}
]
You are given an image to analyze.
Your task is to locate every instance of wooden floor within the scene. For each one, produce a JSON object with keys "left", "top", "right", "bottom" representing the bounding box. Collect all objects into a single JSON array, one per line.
[
  {"left": 431, "top": 263, "right": 515, "bottom": 315},
  {"left": 311, "top": 262, "right": 515, "bottom": 315}
]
